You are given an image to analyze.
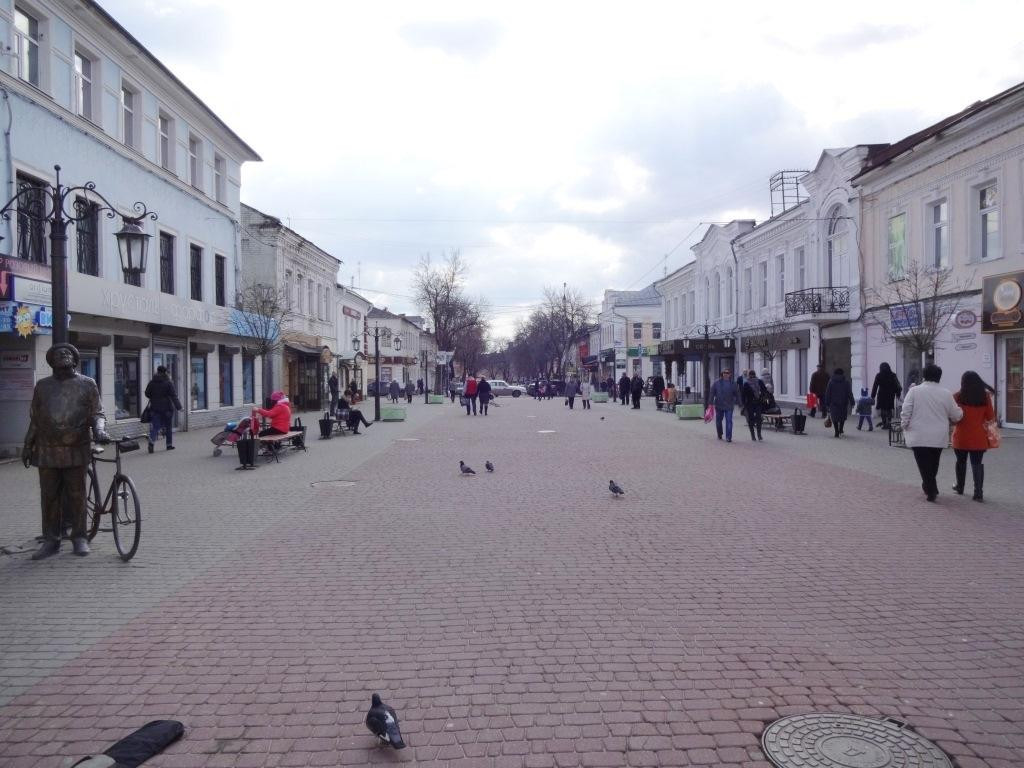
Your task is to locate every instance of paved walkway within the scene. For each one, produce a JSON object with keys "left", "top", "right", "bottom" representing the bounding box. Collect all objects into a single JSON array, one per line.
[{"left": 1, "top": 396, "right": 1022, "bottom": 767}]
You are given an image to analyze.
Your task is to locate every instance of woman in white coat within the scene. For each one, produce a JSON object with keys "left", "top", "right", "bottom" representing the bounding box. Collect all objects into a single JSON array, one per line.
[{"left": 900, "top": 364, "right": 962, "bottom": 502}]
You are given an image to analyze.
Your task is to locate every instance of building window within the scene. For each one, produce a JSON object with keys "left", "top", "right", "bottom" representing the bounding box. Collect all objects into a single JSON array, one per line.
[
  {"left": 759, "top": 262, "right": 768, "bottom": 308},
  {"left": 14, "top": 7, "right": 40, "bottom": 87},
  {"left": 242, "top": 352, "right": 255, "bottom": 403},
  {"left": 159, "top": 232, "right": 175, "bottom": 294},
  {"left": 632, "top": 322, "right": 642, "bottom": 341},
  {"left": 798, "top": 349, "right": 808, "bottom": 395},
  {"left": 191, "top": 355, "right": 207, "bottom": 410},
  {"left": 887, "top": 212, "right": 907, "bottom": 279},
  {"left": 190, "top": 244, "right": 203, "bottom": 301},
  {"left": 979, "top": 183, "right": 999, "bottom": 261},
  {"left": 796, "top": 247, "right": 806, "bottom": 290},
  {"left": 296, "top": 274, "right": 304, "bottom": 314},
  {"left": 928, "top": 200, "right": 949, "bottom": 269},
  {"left": 712, "top": 272, "right": 721, "bottom": 318},
  {"left": 215, "top": 254, "right": 226, "bottom": 306},
  {"left": 219, "top": 350, "right": 233, "bottom": 406},
  {"left": 74, "top": 51, "right": 93, "bottom": 120},
  {"left": 779, "top": 350, "right": 788, "bottom": 395},
  {"left": 114, "top": 352, "right": 140, "bottom": 419},
  {"left": 726, "top": 268, "right": 734, "bottom": 315},
  {"left": 652, "top": 322, "right": 662, "bottom": 341},
  {"left": 74, "top": 197, "right": 99, "bottom": 276},
  {"left": 214, "top": 154, "right": 226, "bottom": 203},
  {"left": 16, "top": 173, "right": 47, "bottom": 264},
  {"left": 680, "top": 295, "right": 686, "bottom": 327},
  {"left": 189, "top": 134, "right": 202, "bottom": 190},
  {"left": 632, "top": 358, "right": 641, "bottom": 376},
  {"left": 776, "top": 254, "right": 785, "bottom": 302},
  {"left": 80, "top": 351, "right": 99, "bottom": 392},
  {"left": 159, "top": 113, "right": 173, "bottom": 171},
  {"left": 284, "top": 270, "right": 292, "bottom": 308},
  {"left": 317, "top": 284, "right": 323, "bottom": 320},
  {"left": 688, "top": 291, "right": 695, "bottom": 323},
  {"left": 743, "top": 267, "right": 752, "bottom": 311},
  {"left": 827, "top": 209, "right": 848, "bottom": 287},
  {"left": 121, "top": 85, "right": 137, "bottom": 148},
  {"left": 307, "top": 279, "right": 314, "bottom": 316},
  {"left": 652, "top": 360, "right": 662, "bottom": 376}
]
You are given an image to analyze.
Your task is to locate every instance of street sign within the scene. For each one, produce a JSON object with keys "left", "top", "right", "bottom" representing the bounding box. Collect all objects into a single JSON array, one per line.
[
  {"left": 12, "top": 276, "right": 52, "bottom": 305},
  {"left": 890, "top": 303, "right": 921, "bottom": 332}
]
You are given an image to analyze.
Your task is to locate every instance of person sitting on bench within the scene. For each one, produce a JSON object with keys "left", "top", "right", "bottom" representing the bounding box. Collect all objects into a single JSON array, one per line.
[
  {"left": 254, "top": 391, "right": 291, "bottom": 437},
  {"left": 338, "top": 395, "right": 372, "bottom": 434}
]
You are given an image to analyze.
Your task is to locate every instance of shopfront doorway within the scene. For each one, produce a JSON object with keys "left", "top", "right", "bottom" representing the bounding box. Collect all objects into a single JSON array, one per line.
[
  {"left": 1006, "top": 335, "right": 1023, "bottom": 428},
  {"left": 152, "top": 345, "right": 185, "bottom": 428},
  {"left": 822, "top": 337, "right": 851, "bottom": 379}
]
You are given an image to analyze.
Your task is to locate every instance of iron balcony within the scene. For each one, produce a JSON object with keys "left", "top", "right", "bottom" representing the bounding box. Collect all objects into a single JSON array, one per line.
[{"left": 784, "top": 286, "right": 851, "bottom": 317}]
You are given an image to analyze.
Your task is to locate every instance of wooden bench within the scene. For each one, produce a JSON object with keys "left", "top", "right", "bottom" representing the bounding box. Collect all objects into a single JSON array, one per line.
[
  {"left": 888, "top": 423, "right": 906, "bottom": 448},
  {"left": 333, "top": 410, "right": 353, "bottom": 435},
  {"left": 256, "top": 430, "right": 307, "bottom": 462},
  {"left": 762, "top": 412, "right": 791, "bottom": 431}
]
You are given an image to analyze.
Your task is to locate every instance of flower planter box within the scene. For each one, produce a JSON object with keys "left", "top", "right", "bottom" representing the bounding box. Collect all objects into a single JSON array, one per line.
[
  {"left": 591, "top": 392, "right": 610, "bottom": 403},
  {"left": 380, "top": 406, "right": 407, "bottom": 421},
  {"left": 676, "top": 404, "right": 703, "bottom": 420},
  {"left": 427, "top": 394, "right": 445, "bottom": 404}
]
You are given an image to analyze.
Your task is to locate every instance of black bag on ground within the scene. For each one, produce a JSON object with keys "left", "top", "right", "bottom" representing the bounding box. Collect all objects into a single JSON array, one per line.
[
  {"left": 291, "top": 417, "right": 306, "bottom": 449},
  {"left": 792, "top": 408, "right": 806, "bottom": 434},
  {"left": 71, "top": 719, "right": 185, "bottom": 768},
  {"left": 319, "top": 412, "right": 333, "bottom": 439}
]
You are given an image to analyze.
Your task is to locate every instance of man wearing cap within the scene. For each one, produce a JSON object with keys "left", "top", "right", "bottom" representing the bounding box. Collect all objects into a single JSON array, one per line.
[{"left": 22, "top": 343, "right": 109, "bottom": 560}]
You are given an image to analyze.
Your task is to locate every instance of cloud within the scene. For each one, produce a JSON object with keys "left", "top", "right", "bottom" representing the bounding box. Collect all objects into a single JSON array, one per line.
[
  {"left": 813, "top": 24, "right": 919, "bottom": 54},
  {"left": 399, "top": 18, "right": 504, "bottom": 61}
]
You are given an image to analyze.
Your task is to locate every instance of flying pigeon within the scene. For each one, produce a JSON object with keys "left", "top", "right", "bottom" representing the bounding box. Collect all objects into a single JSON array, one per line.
[
  {"left": 460, "top": 461, "right": 476, "bottom": 475},
  {"left": 365, "top": 693, "right": 406, "bottom": 749},
  {"left": 485, "top": 461, "right": 494, "bottom": 472},
  {"left": 609, "top": 480, "right": 625, "bottom": 497}
]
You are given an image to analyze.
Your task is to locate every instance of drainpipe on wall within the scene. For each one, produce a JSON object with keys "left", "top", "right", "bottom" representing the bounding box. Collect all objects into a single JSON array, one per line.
[{"left": 1, "top": 86, "right": 14, "bottom": 245}]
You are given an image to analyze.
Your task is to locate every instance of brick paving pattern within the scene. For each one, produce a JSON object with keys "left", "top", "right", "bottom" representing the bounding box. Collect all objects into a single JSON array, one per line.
[{"left": 1, "top": 397, "right": 1023, "bottom": 767}]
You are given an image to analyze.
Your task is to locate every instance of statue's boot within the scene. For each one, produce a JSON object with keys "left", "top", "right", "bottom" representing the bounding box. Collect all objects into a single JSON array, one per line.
[
  {"left": 32, "top": 538, "right": 61, "bottom": 560},
  {"left": 72, "top": 537, "right": 91, "bottom": 556}
]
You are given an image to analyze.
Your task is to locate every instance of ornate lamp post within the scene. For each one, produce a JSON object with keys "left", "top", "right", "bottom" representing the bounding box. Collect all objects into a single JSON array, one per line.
[
  {"left": 0, "top": 165, "right": 156, "bottom": 345},
  {"left": 353, "top": 324, "right": 400, "bottom": 422},
  {"left": 685, "top": 323, "right": 733, "bottom": 407}
]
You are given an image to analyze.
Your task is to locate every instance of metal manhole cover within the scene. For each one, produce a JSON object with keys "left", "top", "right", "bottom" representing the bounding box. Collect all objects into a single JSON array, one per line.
[
  {"left": 762, "top": 714, "right": 952, "bottom": 768},
  {"left": 396, "top": 438, "right": 420, "bottom": 442},
  {"left": 537, "top": 430, "right": 556, "bottom": 434},
  {"left": 311, "top": 480, "right": 357, "bottom": 488}
]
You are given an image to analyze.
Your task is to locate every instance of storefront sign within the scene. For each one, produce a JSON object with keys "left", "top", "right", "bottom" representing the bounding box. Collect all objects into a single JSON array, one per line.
[
  {"left": 599, "top": 349, "right": 615, "bottom": 363},
  {"left": 12, "top": 277, "right": 52, "bottom": 306},
  {"left": 0, "top": 302, "right": 53, "bottom": 336},
  {"left": 660, "top": 337, "right": 734, "bottom": 356},
  {"left": 953, "top": 309, "right": 978, "bottom": 329},
  {"left": 954, "top": 342, "right": 978, "bottom": 351},
  {"left": 982, "top": 271, "right": 1024, "bottom": 333},
  {"left": 0, "top": 367, "right": 34, "bottom": 400},
  {"left": 740, "top": 329, "right": 811, "bottom": 353},
  {"left": 0, "top": 255, "right": 50, "bottom": 280},
  {"left": 342, "top": 306, "right": 361, "bottom": 319},
  {"left": 0, "top": 350, "right": 32, "bottom": 368},
  {"left": 890, "top": 303, "right": 921, "bottom": 332}
]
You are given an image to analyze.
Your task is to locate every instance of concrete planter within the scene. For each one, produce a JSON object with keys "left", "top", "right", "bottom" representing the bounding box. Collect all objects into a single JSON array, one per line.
[
  {"left": 676, "top": 403, "right": 703, "bottom": 419},
  {"left": 427, "top": 394, "right": 445, "bottom": 404},
  {"left": 591, "top": 392, "right": 610, "bottom": 403},
  {"left": 380, "top": 406, "right": 407, "bottom": 421}
]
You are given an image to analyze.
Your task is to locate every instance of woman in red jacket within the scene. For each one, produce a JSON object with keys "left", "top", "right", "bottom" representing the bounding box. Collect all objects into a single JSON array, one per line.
[
  {"left": 951, "top": 371, "right": 995, "bottom": 502},
  {"left": 254, "top": 391, "right": 292, "bottom": 436}
]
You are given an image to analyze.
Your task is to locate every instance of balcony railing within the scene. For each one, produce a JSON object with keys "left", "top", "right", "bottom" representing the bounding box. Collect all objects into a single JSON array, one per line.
[{"left": 784, "top": 286, "right": 850, "bottom": 317}]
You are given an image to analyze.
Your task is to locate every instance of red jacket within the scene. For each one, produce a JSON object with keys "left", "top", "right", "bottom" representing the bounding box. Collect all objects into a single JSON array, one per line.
[
  {"left": 464, "top": 379, "right": 478, "bottom": 396},
  {"left": 951, "top": 394, "right": 994, "bottom": 451},
  {"left": 255, "top": 401, "right": 292, "bottom": 433}
]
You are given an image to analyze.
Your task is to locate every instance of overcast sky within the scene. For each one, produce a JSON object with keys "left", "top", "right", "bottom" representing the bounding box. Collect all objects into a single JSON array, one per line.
[{"left": 105, "top": 0, "right": 1024, "bottom": 337}]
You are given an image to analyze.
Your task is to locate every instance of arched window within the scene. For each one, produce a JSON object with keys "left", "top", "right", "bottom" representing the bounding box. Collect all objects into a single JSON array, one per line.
[
  {"left": 704, "top": 278, "right": 710, "bottom": 321},
  {"left": 827, "top": 206, "right": 848, "bottom": 287},
  {"left": 713, "top": 272, "right": 721, "bottom": 318},
  {"left": 726, "top": 267, "right": 734, "bottom": 315}
]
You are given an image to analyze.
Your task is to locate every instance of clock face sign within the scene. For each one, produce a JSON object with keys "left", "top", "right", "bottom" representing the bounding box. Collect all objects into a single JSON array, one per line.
[
  {"left": 993, "top": 278, "right": 1021, "bottom": 312},
  {"left": 983, "top": 272, "right": 1024, "bottom": 332}
]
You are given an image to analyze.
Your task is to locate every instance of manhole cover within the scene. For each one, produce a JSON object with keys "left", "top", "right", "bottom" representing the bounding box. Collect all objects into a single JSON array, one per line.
[
  {"left": 310, "top": 480, "right": 357, "bottom": 488},
  {"left": 762, "top": 714, "right": 952, "bottom": 768},
  {"left": 537, "top": 430, "right": 556, "bottom": 434},
  {"left": 395, "top": 438, "right": 420, "bottom": 442}
]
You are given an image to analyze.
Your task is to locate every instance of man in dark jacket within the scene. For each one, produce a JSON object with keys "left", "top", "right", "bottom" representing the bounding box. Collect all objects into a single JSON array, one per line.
[
  {"left": 618, "top": 373, "right": 631, "bottom": 406},
  {"left": 809, "top": 364, "right": 830, "bottom": 418},
  {"left": 651, "top": 373, "right": 665, "bottom": 405},
  {"left": 709, "top": 369, "right": 740, "bottom": 442},
  {"left": 741, "top": 369, "right": 765, "bottom": 441},
  {"left": 144, "top": 365, "right": 183, "bottom": 453},
  {"left": 630, "top": 373, "right": 644, "bottom": 409},
  {"left": 477, "top": 377, "right": 492, "bottom": 415},
  {"left": 870, "top": 362, "right": 902, "bottom": 430},
  {"left": 822, "top": 368, "right": 856, "bottom": 437},
  {"left": 328, "top": 372, "right": 339, "bottom": 414}
]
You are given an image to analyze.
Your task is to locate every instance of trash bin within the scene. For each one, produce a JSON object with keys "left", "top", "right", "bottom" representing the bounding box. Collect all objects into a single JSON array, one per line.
[
  {"left": 792, "top": 408, "right": 806, "bottom": 435},
  {"left": 318, "top": 412, "right": 333, "bottom": 439}
]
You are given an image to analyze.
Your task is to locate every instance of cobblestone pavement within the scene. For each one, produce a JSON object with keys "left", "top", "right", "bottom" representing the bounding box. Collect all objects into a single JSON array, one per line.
[{"left": 1, "top": 396, "right": 1023, "bottom": 767}]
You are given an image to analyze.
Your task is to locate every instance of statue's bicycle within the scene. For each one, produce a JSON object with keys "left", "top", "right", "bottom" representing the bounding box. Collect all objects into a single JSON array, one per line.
[{"left": 82, "top": 436, "right": 144, "bottom": 561}]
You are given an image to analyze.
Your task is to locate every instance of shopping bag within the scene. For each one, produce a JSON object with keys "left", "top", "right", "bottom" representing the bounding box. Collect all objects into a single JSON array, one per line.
[
  {"left": 824, "top": 416, "right": 832, "bottom": 429},
  {"left": 140, "top": 404, "right": 152, "bottom": 424},
  {"left": 703, "top": 404, "right": 714, "bottom": 423},
  {"left": 985, "top": 419, "right": 1001, "bottom": 449}
]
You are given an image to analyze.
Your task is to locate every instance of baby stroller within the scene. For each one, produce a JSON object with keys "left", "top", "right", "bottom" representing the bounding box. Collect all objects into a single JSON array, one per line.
[{"left": 210, "top": 417, "right": 252, "bottom": 457}]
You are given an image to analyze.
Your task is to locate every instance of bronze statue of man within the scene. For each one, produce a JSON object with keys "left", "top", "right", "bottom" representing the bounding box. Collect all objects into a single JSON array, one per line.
[{"left": 22, "top": 343, "right": 109, "bottom": 560}]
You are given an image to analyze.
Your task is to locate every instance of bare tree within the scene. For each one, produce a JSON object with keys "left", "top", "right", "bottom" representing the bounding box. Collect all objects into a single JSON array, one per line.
[
  {"left": 413, "top": 251, "right": 487, "bottom": 352},
  {"left": 742, "top": 317, "right": 798, "bottom": 368},
  {"left": 869, "top": 260, "right": 973, "bottom": 369},
  {"left": 230, "top": 281, "right": 294, "bottom": 400}
]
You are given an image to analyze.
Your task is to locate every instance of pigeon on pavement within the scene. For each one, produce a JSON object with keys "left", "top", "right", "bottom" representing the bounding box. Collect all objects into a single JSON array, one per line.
[
  {"left": 485, "top": 461, "right": 494, "bottom": 472},
  {"left": 600, "top": 416, "right": 605, "bottom": 420},
  {"left": 365, "top": 693, "right": 406, "bottom": 749},
  {"left": 609, "top": 480, "right": 625, "bottom": 497},
  {"left": 460, "top": 460, "right": 476, "bottom": 475}
]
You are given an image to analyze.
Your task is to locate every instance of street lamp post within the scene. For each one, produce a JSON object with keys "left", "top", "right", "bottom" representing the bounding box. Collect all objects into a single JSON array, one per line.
[
  {"left": 353, "top": 324, "right": 399, "bottom": 422},
  {"left": 0, "top": 165, "right": 156, "bottom": 345},
  {"left": 687, "top": 323, "right": 732, "bottom": 407}
]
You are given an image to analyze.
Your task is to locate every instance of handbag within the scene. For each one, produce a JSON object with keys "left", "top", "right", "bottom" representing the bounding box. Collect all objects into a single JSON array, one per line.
[
  {"left": 140, "top": 404, "right": 152, "bottom": 424},
  {"left": 824, "top": 416, "right": 832, "bottom": 429},
  {"left": 703, "top": 404, "right": 714, "bottom": 423},
  {"left": 984, "top": 419, "right": 1001, "bottom": 449},
  {"left": 459, "top": 395, "right": 468, "bottom": 407}
]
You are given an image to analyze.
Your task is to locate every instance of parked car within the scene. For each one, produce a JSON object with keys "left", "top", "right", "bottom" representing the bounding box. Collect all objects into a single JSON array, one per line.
[{"left": 488, "top": 379, "right": 526, "bottom": 397}]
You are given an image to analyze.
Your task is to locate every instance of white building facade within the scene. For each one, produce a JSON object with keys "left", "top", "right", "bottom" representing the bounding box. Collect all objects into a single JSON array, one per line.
[
  {"left": 596, "top": 285, "right": 662, "bottom": 384},
  {"left": 240, "top": 203, "right": 340, "bottom": 412},
  {"left": 335, "top": 285, "right": 372, "bottom": 397},
  {"left": 0, "top": 0, "right": 260, "bottom": 454}
]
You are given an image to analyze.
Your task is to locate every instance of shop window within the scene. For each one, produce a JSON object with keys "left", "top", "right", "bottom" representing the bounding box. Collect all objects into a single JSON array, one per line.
[
  {"left": 191, "top": 355, "right": 207, "bottom": 409},
  {"left": 219, "top": 350, "right": 233, "bottom": 406},
  {"left": 80, "top": 352, "right": 99, "bottom": 392},
  {"left": 779, "top": 350, "right": 788, "bottom": 395},
  {"left": 242, "top": 353, "right": 255, "bottom": 403},
  {"left": 114, "top": 352, "right": 140, "bottom": 419},
  {"left": 798, "top": 349, "right": 807, "bottom": 395}
]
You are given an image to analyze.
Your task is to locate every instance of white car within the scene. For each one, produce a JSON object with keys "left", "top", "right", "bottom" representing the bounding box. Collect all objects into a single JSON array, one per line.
[{"left": 487, "top": 379, "right": 526, "bottom": 397}]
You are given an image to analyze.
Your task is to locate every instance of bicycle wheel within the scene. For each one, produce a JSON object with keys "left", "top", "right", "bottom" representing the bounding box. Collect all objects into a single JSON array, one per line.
[
  {"left": 85, "top": 466, "right": 102, "bottom": 540},
  {"left": 111, "top": 475, "right": 141, "bottom": 561}
]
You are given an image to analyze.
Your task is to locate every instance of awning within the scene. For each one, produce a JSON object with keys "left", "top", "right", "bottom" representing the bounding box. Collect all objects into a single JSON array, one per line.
[
  {"left": 220, "top": 344, "right": 241, "bottom": 355},
  {"left": 116, "top": 334, "right": 150, "bottom": 350},
  {"left": 284, "top": 341, "right": 322, "bottom": 356},
  {"left": 70, "top": 331, "right": 112, "bottom": 348},
  {"left": 190, "top": 341, "right": 215, "bottom": 354}
]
